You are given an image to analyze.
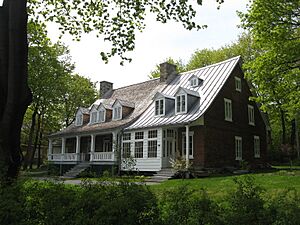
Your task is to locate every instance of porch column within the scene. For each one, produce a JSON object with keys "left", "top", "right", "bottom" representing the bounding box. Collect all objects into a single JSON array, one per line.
[
  {"left": 48, "top": 139, "right": 53, "bottom": 160},
  {"left": 185, "top": 125, "right": 189, "bottom": 168},
  {"left": 61, "top": 137, "right": 66, "bottom": 161},
  {"left": 112, "top": 131, "right": 117, "bottom": 161},
  {"left": 90, "top": 134, "right": 95, "bottom": 161},
  {"left": 76, "top": 136, "right": 80, "bottom": 161}
]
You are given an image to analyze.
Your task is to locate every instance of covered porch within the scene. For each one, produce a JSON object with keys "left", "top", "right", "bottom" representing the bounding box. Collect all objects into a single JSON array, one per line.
[{"left": 48, "top": 132, "right": 117, "bottom": 163}]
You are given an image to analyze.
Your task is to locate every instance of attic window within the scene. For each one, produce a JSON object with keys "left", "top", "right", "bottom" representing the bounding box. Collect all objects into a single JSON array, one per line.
[
  {"left": 190, "top": 77, "right": 199, "bottom": 87},
  {"left": 235, "top": 77, "right": 242, "bottom": 92},
  {"left": 113, "top": 106, "right": 122, "bottom": 120},
  {"left": 176, "top": 94, "right": 187, "bottom": 114},
  {"left": 155, "top": 99, "right": 164, "bottom": 116},
  {"left": 98, "top": 110, "right": 105, "bottom": 122},
  {"left": 90, "top": 111, "right": 98, "bottom": 124},
  {"left": 75, "top": 114, "right": 83, "bottom": 126}
]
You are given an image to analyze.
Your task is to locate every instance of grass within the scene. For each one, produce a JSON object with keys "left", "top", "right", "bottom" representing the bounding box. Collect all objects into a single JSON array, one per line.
[{"left": 150, "top": 170, "right": 300, "bottom": 199}]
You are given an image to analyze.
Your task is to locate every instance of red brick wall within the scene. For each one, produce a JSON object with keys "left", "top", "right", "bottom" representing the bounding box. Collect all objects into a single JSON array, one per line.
[{"left": 203, "top": 65, "right": 267, "bottom": 168}]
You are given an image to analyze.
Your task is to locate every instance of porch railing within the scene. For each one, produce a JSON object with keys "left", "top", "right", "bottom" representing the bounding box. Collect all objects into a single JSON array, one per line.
[
  {"left": 92, "top": 152, "right": 115, "bottom": 161},
  {"left": 48, "top": 153, "right": 78, "bottom": 161}
]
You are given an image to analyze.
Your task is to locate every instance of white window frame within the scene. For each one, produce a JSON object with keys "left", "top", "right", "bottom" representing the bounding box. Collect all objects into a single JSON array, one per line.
[
  {"left": 154, "top": 98, "right": 165, "bottom": 116},
  {"left": 224, "top": 98, "right": 232, "bottom": 122},
  {"left": 75, "top": 114, "right": 83, "bottom": 126},
  {"left": 112, "top": 106, "right": 122, "bottom": 120},
  {"left": 122, "top": 133, "right": 132, "bottom": 158},
  {"left": 90, "top": 111, "right": 98, "bottom": 124},
  {"left": 98, "top": 109, "right": 106, "bottom": 122},
  {"left": 190, "top": 77, "right": 198, "bottom": 87},
  {"left": 182, "top": 131, "right": 194, "bottom": 159},
  {"left": 248, "top": 105, "right": 255, "bottom": 126},
  {"left": 134, "top": 141, "right": 144, "bottom": 158},
  {"left": 254, "top": 136, "right": 260, "bottom": 158},
  {"left": 235, "top": 136, "right": 242, "bottom": 161},
  {"left": 235, "top": 77, "right": 242, "bottom": 92},
  {"left": 176, "top": 94, "right": 187, "bottom": 114}
]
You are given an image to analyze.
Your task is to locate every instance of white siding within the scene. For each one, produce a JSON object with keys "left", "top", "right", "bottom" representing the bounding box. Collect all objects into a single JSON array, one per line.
[{"left": 121, "top": 128, "right": 162, "bottom": 171}]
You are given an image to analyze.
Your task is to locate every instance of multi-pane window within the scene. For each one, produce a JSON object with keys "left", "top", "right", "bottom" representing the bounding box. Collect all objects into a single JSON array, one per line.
[
  {"left": 176, "top": 94, "right": 186, "bottom": 114},
  {"left": 123, "top": 133, "right": 131, "bottom": 141},
  {"left": 90, "top": 111, "right": 97, "bottom": 124},
  {"left": 134, "top": 141, "right": 143, "bottom": 158},
  {"left": 190, "top": 78, "right": 198, "bottom": 87},
  {"left": 99, "top": 110, "right": 105, "bottom": 122},
  {"left": 224, "top": 98, "right": 232, "bottom": 121},
  {"left": 148, "top": 130, "right": 157, "bottom": 139},
  {"left": 235, "top": 77, "right": 242, "bottom": 92},
  {"left": 235, "top": 136, "right": 242, "bottom": 160},
  {"left": 148, "top": 140, "right": 157, "bottom": 158},
  {"left": 254, "top": 136, "right": 260, "bottom": 158},
  {"left": 75, "top": 114, "right": 83, "bottom": 126},
  {"left": 113, "top": 106, "right": 122, "bottom": 120},
  {"left": 182, "top": 132, "right": 193, "bottom": 158},
  {"left": 248, "top": 105, "right": 255, "bottom": 125},
  {"left": 155, "top": 99, "right": 164, "bottom": 116},
  {"left": 135, "top": 132, "right": 144, "bottom": 140},
  {"left": 122, "top": 142, "right": 131, "bottom": 158}
]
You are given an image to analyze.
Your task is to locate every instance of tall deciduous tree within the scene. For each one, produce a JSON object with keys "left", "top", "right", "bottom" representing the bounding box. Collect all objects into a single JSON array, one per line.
[{"left": 2, "top": 0, "right": 216, "bottom": 180}]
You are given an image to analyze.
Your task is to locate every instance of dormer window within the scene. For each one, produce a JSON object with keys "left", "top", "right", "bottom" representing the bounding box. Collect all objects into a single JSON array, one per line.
[
  {"left": 99, "top": 109, "right": 105, "bottom": 122},
  {"left": 75, "top": 114, "right": 83, "bottom": 126},
  {"left": 90, "top": 111, "right": 97, "bottom": 124},
  {"left": 176, "top": 94, "right": 187, "bottom": 114},
  {"left": 155, "top": 99, "right": 165, "bottom": 116},
  {"left": 190, "top": 77, "right": 198, "bottom": 87},
  {"left": 113, "top": 106, "right": 122, "bottom": 120}
]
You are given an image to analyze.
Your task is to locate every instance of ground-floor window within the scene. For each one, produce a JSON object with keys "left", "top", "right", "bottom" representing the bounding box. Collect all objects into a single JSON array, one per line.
[
  {"left": 134, "top": 141, "right": 143, "bottom": 158},
  {"left": 235, "top": 136, "right": 242, "bottom": 160},
  {"left": 182, "top": 132, "right": 194, "bottom": 158},
  {"left": 254, "top": 136, "right": 260, "bottom": 158},
  {"left": 148, "top": 140, "right": 157, "bottom": 158},
  {"left": 103, "top": 137, "right": 112, "bottom": 152},
  {"left": 122, "top": 142, "right": 131, "bottom": 158}
]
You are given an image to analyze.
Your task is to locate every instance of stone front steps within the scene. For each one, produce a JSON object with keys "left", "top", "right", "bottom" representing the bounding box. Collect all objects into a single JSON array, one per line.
[
  {"left": 61, "top": 163, "right": 90, "bottom": 178},
  {"left": 145, "top": 168, "right": 176, "bottom": 184}
]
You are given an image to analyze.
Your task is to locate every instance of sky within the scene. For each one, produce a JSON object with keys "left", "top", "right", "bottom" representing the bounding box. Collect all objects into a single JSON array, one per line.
[{"left": 47, "top": 0, "right": 248, "bottom": 89}]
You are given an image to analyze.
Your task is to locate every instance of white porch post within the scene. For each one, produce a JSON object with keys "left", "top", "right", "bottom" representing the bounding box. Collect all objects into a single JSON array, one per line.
[
  {"left": 185, "top": 125, "right": 189, "bottom": 168},
  {"left": 48, "top": 139, "right": 53, "bottom": 160},
  {"left": 76, "top": 136, "right": 80, "bottom": 161},
  {"left": 112, "top": 131, "right": 117, "bottom": 161},
  {"left": 90, "top": 134, "right": 95, "bottom": 161},
  {"left": 61, "top": 137, "right": 66, "bottom": 161}
]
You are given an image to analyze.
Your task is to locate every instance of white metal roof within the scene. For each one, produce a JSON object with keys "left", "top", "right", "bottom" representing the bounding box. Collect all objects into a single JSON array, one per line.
[{"left": 126, "top": 56, "right": 241, "bottom": 130}]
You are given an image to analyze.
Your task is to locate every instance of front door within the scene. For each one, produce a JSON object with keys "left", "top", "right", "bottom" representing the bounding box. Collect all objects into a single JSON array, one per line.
[{"left": 162, "top": 129, "right": 177, "bottom": 168}]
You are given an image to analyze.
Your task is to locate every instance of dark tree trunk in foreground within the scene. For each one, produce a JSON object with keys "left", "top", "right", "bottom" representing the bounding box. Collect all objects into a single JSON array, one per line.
[
  {"left": 0, "top": 0, "right": 32, "bottom": 182},
  {"left": 29, "top": 113, "right": 41, "bottom": 169}
]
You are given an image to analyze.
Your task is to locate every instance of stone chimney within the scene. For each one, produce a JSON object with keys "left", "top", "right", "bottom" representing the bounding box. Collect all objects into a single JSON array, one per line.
[
  {"left": 160, "top": 62, "right": 177, "bottom": 82},
  {"left": 99, "top": 81, "right": 113, "bottom": 98}
]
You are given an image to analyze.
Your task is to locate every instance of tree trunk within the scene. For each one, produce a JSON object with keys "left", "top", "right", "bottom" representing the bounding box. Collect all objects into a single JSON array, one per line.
[
  {"left": 23, "top": 106, "right": 37, "bottom": 170},
  {"left": 29, "top": 112, "right": 41, "bottom": 169},
  {"left": 280, "top": 109, "right": 286, "bottom": 144},
  {"left": 37, "top": 123, "right": 43, "bottom": 168},
  {"left": 0, "top": 0, "right": 32, "bottom": 182}
]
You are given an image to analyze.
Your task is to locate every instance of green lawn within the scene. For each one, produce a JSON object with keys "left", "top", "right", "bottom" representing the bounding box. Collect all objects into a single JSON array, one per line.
[{"left": 150, "top": 170, "right": 300, "bottom": 199}]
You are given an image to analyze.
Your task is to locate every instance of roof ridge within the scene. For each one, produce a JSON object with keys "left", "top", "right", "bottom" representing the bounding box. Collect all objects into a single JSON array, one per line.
[
  {"left": 180, "top": 55, "right": 241, "bottom": 76},
  {"left": 112, "top": 77, "right": 160, "bottom": 91}
]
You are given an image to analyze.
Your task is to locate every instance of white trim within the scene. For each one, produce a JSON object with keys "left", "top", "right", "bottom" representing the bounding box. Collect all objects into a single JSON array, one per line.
[
  {"left": 98, "top": 109, "right": 106, "bottom": 122},
  {"left": 235, "top": 136, "right": 242, "bottom": 160},
  {"left": 224, "top": 98, "right": 232, "bottom": 122},
  {"left": 182, "top": 130, "right": 194, "bottom": 160},
  {"left": 175, "top": 93, "right": 187, "bottom": 114},
  {"left": 235, "top": 76, "right": 242, "bottom": 92},
  {"left": 90, "top": 111, "right": 98, "bottom": 124},
  {"left": 154, "top": 98, "right": 165, "bottom": 116},
  {"left": 248, "top": 104, "right": 255, "bottom": 126},
  {"left": 112, "top": 106, "right": 122, "bottom": 120},
  {"left": 254, "top": 136, "right": 260, "bottom": 158}
]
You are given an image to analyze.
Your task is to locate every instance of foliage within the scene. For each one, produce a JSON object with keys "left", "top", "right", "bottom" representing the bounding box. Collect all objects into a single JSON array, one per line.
[
  {"left": 239, "top": 0, "right": 300, "bottom": 117},
  {"left": 27, "top": 0, "right": 225, "bottom": 64}
]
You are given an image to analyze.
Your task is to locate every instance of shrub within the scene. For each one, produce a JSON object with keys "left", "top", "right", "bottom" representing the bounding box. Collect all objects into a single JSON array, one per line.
[{"left": 159, "top": 185, "right": 221, "bottom": 225}]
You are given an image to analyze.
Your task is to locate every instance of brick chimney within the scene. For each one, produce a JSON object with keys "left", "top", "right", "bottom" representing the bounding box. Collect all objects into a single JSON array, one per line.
[
  {"left": 160, "top": 62, "right": 177, "bottom": 82},
  {"left": 99, "top": 81, "right": 113, "bottom": 98}
]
